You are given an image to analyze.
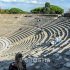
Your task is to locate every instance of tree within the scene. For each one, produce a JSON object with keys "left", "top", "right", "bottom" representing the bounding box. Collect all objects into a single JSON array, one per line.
[
  {"left": 31, "top": 2, "right": 64, "bottom": 14},
  {"left": 44, "top": 2, "right": 50, "bottom": 14},
  {"left": 9, "top": 8, "right": 26, "bottom": 14},
  {"left": 0, "top": 8, "right": 28, "bottom": 14},
  {"left": 45, "top": 2, "right": 50, "bottom": 8},
  {"left": 31, "top": 7, "right": 44, "bottom": 14},
  {"left": 50, "top": 5, "right": 64, "bottom": 14},
  {"left": 0, "top": 9, "right": 9, "bottom": 14},
  {"left": 4, "top": 9, "right": 9, "bottom": 14},
  {"left": 44, "top": 7, "right": 50, "bottom": 14},
  {"left": 31, "top": 2, "right": 51, "bottom": 14}
]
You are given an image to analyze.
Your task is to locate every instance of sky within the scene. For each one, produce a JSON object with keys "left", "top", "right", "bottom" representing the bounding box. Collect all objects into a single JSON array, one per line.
[{"left": 0, "top": 0, "right": 70, "bottom": 12}]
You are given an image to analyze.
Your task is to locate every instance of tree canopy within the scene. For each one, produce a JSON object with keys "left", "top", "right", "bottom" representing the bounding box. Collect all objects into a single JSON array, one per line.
[
  {"left": 0, "top": 9, "right": 9, "bottom": 14},
  {"left": 31, "top": 2, "right": 64, "bottom": 14},
  {"left": 45, "top": 2, "right": 50, "bottom": 8},
  {"left": 0, "top": 8, "right": 28, "bottom": 14},
  {"left": 0, "top": 2, "right": 64, "bottom": 14},
  {"left": 50, "top": 5, "right": 64, "bottom": 14},
  {"left": 31, "top": 7, "right": 44, "bottom": 14},
  {"left": 9, "top": 8, "right": 27, "bottom": 14}
]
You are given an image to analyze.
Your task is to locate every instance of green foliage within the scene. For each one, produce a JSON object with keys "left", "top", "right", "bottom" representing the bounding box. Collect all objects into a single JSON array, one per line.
[
  {"left": 0, "top": 2, "right": 64, "bottom": 14},
  {"left": 50, "top": 5, "right": 64, "bottom": 14},
  {"left": 9, "top": 8, "right": 26, "bottom": 14},
  {"left": 31, "top": 2, "right": 64, "bottom": 14},
  {"left": 31, "top": 7, "right": 44, "bottom": 14},
  {"left": 44, "top": 7, "right": 50, "bottom": 14},
  {"left": 45, "top": 2, "right": 50, "bottom": 8},
  {"left": 0, "top": 8, "right": 28, "bottom": 14},
  {"left": 0, "top": 9, "right": 9, "bottom": 14}
]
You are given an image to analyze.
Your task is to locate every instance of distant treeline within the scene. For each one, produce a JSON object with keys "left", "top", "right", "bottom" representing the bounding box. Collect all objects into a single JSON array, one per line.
[
  {"left": 31, "top": 2, "right": 64, "bottom": 14},
  {"left": 0, "top": 8, "right": 28, "bottom": 14},
  {"left": 0, "top": 2, "right": 64, "bottom": 14}
]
